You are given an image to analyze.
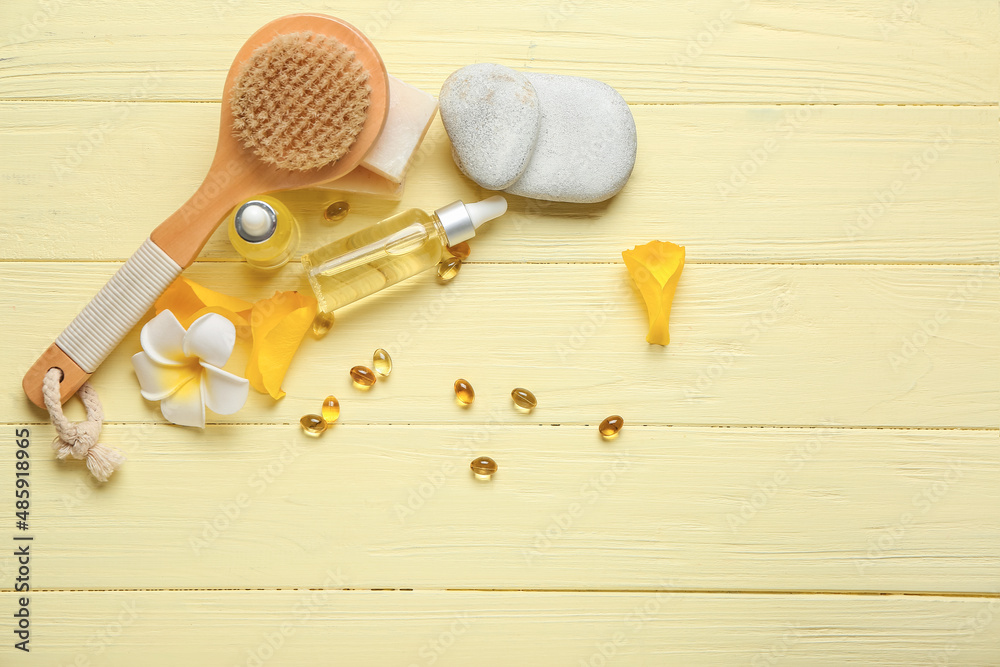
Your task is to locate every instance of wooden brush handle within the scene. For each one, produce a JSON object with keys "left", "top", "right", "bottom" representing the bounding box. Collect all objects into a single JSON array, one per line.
[
  {"left": 22, "top": 238, "right": 183, "bottom": 408},
  {"left": 23, "top": 178, "right": 240, "bottom": 408}
]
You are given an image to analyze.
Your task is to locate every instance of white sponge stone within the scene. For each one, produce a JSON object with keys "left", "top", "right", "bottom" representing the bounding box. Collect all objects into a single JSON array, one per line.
[
  {"left": 505, "top": 72, "right": 636, "bottom": 204},
  {"left": 439, "top": 63, "right": 540, "bottom": 191},
  {"left": 440, "top": 64, "right": 637, "bottom": 204}
]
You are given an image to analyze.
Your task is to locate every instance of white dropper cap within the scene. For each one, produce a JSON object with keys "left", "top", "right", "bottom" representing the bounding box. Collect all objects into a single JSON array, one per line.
[
  {"left": 235, "top": 201, "right": 277, "bottom": 243},
  {"left": 434, "top": 196, "right": 507, "bottom": 246}
]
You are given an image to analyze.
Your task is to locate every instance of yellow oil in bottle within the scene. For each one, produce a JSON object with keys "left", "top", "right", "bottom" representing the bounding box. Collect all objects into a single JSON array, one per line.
[
  {"left": 302, "top": 208, "right": 446, "bottom": 313},
  {"left": 301, "top": 197, "right": 507, "bottom": 314},
  {"left": 227, "top": 195, "right": 300, "bottom": 270}
]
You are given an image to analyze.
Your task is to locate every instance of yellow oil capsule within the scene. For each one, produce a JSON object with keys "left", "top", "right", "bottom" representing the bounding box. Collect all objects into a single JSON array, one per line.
[
  {"left": 350, "top": 366, "right": 377, "bottom": 388},
  {"left": 312, "top": 311, "right": 335, "bottom": 337},
  {"left": 437, "top": 257, "right": 462, "bottom": 282},
  {"left": 447, "top": 241, "right": 471, "bottom": 260},
  {"left": 321, "top": 396, "right": 340, "bottom": 423},
  {"left": 300, "top": 414, "right": 327, "bottom": 437},
  {"left": 323, "top": 200, "right": 350, "bottom": 223},
  {"left": 511, "top": 387, "right": 537, "bottom": 411},
  {"left": 373, "top": 348, "right": 392, "bottom": 376},
  {"left": 454, "top": 378, "right": 475, "bottom": 405},
  {"left": 599, "top": 415, "right": 624, "bottom": 439},
  {"left": 470, "top": 456, "right": 498, "bottom": 479}
]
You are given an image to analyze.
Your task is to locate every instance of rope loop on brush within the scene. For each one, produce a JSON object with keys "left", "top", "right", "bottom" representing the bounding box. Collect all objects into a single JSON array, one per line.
[{"left": 41, "top": 368, "right": 125, "bottom": 482}]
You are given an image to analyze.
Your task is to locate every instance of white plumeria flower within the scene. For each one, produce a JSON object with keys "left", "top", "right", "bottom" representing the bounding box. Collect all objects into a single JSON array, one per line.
[{"left": 131, "top": 310, "right": 249, "bottom": 428}]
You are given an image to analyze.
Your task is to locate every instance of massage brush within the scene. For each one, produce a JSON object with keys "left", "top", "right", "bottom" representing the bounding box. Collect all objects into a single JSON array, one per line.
[{"left": 23, "top": 14, "right": 389, "bottom": 407}]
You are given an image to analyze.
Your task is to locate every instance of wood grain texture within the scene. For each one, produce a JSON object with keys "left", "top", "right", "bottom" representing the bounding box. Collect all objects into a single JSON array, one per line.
[
  {"left": 1, "top": 102, "right": 996, "bottom": 264},
  {"left": 2, "top": 262, "right": 996, "bottom": 428},
  {"left": 0, "top": 0, "right": 996, "bottom": 104},
  {"left": 1, "top": 0, "right": 997, "bottom": 661},
  {"left": 1, "top": 424, "right": 995, "bottom": 592},
  {"left": 0, "top": 590, "right": 997, "bottom": 666}
]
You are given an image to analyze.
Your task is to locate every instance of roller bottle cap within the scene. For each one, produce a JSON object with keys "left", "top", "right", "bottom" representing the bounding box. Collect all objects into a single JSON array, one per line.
[
  {"left": 435, "top": 196, "right": 507, "bottom": 245},
  {"left": 235, "top": 200, "right": 277, "bottom": 243}
]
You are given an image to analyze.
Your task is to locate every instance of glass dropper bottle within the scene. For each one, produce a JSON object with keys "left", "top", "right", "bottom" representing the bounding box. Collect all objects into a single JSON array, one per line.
[{"left": 301, "top": 196, "right": 507, "bottom": 313}]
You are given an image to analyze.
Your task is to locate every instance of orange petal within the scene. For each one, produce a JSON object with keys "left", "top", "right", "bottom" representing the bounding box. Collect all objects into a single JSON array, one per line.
[
  {"left": 622, "top": 241, "right": 685, "bottom": 345},
  {"left": 245, "top": 291, "right": 318, "bottom": 400},
  {"left": 154, "top": 276, "right": 252, "bottom": 329}
]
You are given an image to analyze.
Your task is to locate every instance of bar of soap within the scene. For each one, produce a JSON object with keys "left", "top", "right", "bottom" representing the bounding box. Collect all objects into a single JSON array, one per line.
[
  {"left": 315, "top": 166, "right": 405, "bottom": 201},
  {"left": 361, "top": 76, "right": 438, "bottom": 184}
]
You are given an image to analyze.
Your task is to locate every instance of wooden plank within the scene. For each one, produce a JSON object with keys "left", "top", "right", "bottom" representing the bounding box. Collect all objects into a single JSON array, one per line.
[
  {"left": 0, "top": 424, "right": 995, "bottom": 592},
  {"left": 0, "top": 0, "right": 996, "bottom": 103},
  {"left": 3, "top": 0, "right": 996, "bottom": 661},
  {"left": 0, "top": 102, "right": 996, "bottom": 264},
  {"left": 3, "top": 263, "right": 996, "bottom": 428},
  {"left": 1, "top": 590, "right": 998, "bottom": 665}
]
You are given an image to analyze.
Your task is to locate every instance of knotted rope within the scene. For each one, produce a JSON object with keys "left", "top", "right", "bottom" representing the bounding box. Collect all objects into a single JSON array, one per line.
[{"left": 41, "top": 368, "right": 125, "bottom": 482}]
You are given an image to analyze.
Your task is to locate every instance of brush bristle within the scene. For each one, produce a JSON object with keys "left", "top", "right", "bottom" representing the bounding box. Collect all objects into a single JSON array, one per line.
[{"left": 230, "top": 31, "right": 371, "bottom": 171}]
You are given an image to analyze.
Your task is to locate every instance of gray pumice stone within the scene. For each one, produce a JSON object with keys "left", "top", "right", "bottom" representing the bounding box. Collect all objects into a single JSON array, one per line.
[
  {"left": 504, "top": 72, "right": 636, "bottom": 204},
  {"left": 439, "top": 64, "right": 637, "bottom": 204},
  {"left": 439, "top": 64, "right": 540, "bottom": 191}
]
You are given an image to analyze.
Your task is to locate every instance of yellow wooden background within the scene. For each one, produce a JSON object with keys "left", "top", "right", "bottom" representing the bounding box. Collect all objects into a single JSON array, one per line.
[{"left": 1, "top": 0, "right": 998, "bottom": 664}]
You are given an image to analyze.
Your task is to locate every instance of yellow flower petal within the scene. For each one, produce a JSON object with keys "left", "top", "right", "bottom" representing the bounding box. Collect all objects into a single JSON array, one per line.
[
  {"left": 622, "top": 241, "right": 685, "bottom": 345},
  {"left": 154, "top": 276, "right": 252, "bottom": 329},
  {"left": 245, "top": 291, "right": 318, "bottom": 400}
]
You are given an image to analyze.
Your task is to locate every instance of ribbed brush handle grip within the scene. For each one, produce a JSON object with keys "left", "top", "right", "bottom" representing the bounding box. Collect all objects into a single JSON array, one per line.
[
  {"left": 56, "top": 239, "right": 182, "bottom": 372},
  {"left": 23, "top": 238, "right": 182, "bottom": 407}
]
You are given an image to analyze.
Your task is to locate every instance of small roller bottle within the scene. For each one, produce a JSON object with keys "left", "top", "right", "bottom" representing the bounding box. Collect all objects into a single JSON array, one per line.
[
  {"left": 228, "top": 195, "right": 300, "bottom": 270},
  {"left": 301, "top": 196, "right": 506, "bottom": 313}
]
